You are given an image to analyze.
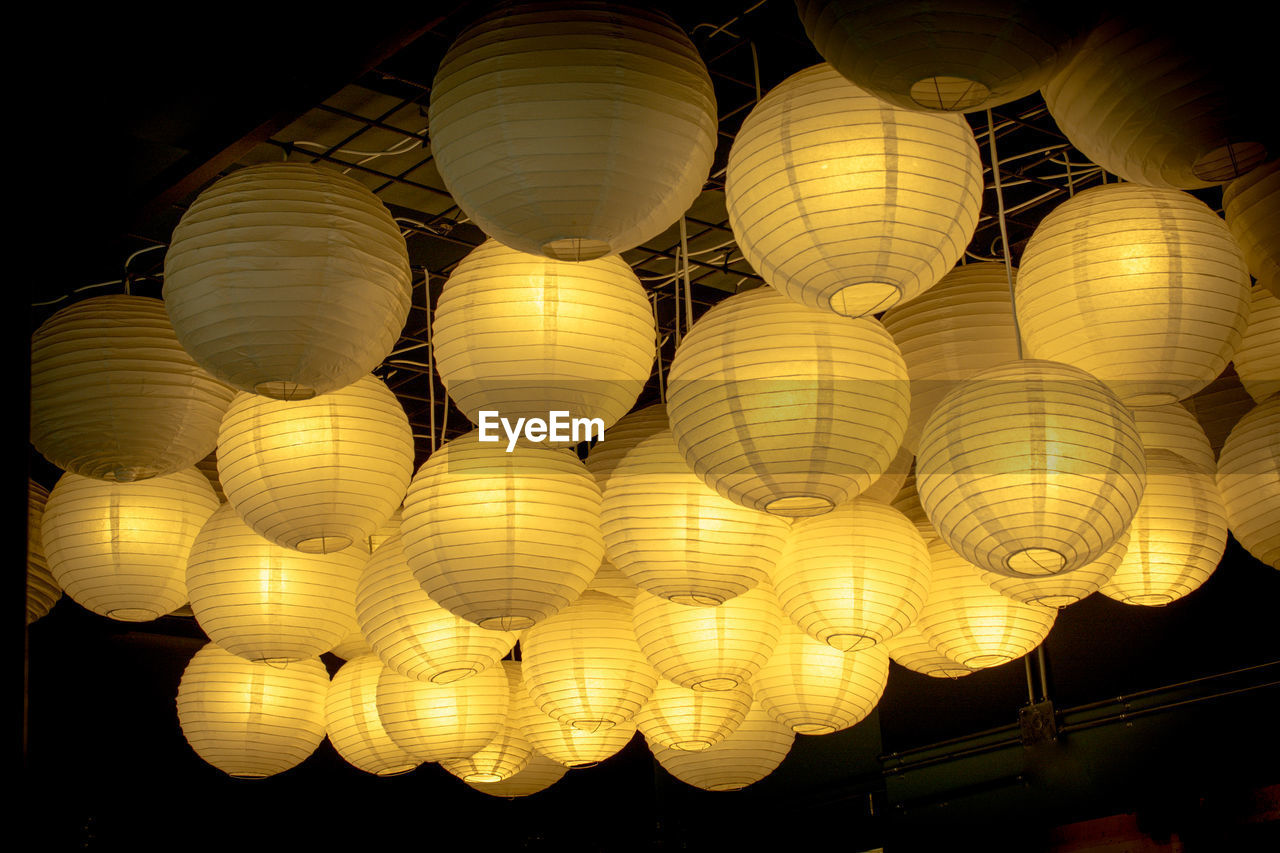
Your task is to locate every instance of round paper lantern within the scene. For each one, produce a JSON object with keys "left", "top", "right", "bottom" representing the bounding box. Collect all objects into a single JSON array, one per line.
[
  {"left": 30, "top": 295, "right": 234, "bottom": 481},
  {"left": 984, "top": 532, "right": 1129, "bottom": 607},
  {"left": 515, "top": 699, "right": 638, "bottom": 768},
  {"left": 43, "top": 468, "right": 219, "bottom": 621},
  {"left": 797, "top": 1, "right": 1089, "bottom": 113},
  {"left": 401, "top": 429, "right": 603, "bottom": 631},
  {"left": 667, "top": 287, "right": 910, "bottom": 517},
  {"left": 1216, "top": 398, "right": 1280, "bottom": 568},
  {"left": 375, "top": 663, "right": 510, "bottom": 763},
  {"left": 1016, "top": 184, "right": 1251, "bottom": 406},
  {"left": 433, "top": 240, "right": 655, "bottom": 430},
  {"left": 1233, "top": 285, "right": 1280, "bottom": 403},
  {"left": 459, "top": 750, "right": 567, "bottom": 798},
  {"left": 163, "top": 162, "right": 411, "bottom": 399},
  {"left": 27, "top": 480, "right": 61, "bottom": 624},
  {"left": 1223, "top": 160, "right": 1279, "bottom": 298},
  {"left": 635, "top": 679, "right": 753, "bottom": 752},
  {"left": 521, "top": 591, "right": 658, "bottom": 731},
  {"left": 772, "top": 498, "right": 931, "bottom": 650},
  {"left": 325, "top": 655, "right": 420, "bottom": 776},
  {"left": 917, "top": 359, "right": 1146, "bottom": 577},
  {"left": 176, "top": 642, "right": 328, "bottom": 778},
  {"left": 881, "top": 262, "right": 1022, "bottom": 452},
  {"left": 186, "top": 503, "right": 366, "bottom": 662},
  {"left": 881, "top": 625, "right": 973, "bottom": 679},
  {"left": 651, "top": 701, "right": 794, "bottom": 792},
  {"left": 440, "top": 662, "right": 533, "bottom": 783},
  {"left": 726, "top": 63, "right": 982, "bottom": 316},
  {"left": 590, "top": 404, "right": 789, "bottom": 605},
  {"left": 428, "top": 3, "right": 716, "bottom": 261},
  {"left": 356, "top": 533, "right": 516, "bottom": 683},
  {"left": 217, "top": 375, "right": 413, "bottom": 553},
  {"left": 1131, "top": 403, "right": 1216, "bottom": 475}
]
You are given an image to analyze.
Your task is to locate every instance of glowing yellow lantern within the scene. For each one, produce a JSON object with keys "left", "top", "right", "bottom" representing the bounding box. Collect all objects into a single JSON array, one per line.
[
  {"left": 635, "top": 679, "right": 753, "bottom": 752},
  {"left": 1131, "top": 404, "right": 1216, "bottom": 475},
  {"left": 584, "top": 559, "right": 639, "bottom": 603},
  {"left": 882, "top": 625, "right": 973, "bottom": 679},
  {"left": 651, "top": 701, "right": 795, "bottom": 791},
  {"left": 514, "top": 692, "right": 638, "bottom": 768},
  {"left": 859, "top": 444, "right": 915, "bottom": 504},
  {"left": 26, "top": 480, "right": 60, "bottom": 624},
  {"left": 1233, "top": 285, "right": 1280, "bottom": 404},
  {"left": 1223, "top": 160, "right": 1279, "bottom": 298},
  {"left": 890, "top": 469, "right": 934, "bottom": 541},
  {"left": 984, "top": 532, "right": 1129, "bottom": 607},
  {"left": 324, "top": 654, "right": 419, "bottom": 776},
  {"left": 440, "top": 662, "right": 533, "bottom": 783},
  {"left": 458, "top": 750, "right": 567, "bottom": 797},
  {"left": 1216, "top": 398, "right": 1280, "bottom": 569},
  {"left": 375, "top": 662, "right": 510, "bottom": 763}
]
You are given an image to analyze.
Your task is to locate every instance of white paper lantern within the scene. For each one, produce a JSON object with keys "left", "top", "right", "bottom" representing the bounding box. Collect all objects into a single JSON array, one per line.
[
  {"left": 440, "top": 662, "right": 533, "bottom": 783},
  {"left": 428, "top": 2, "right": 716, "bottom": 260},
  {"left": 515, "top": 696, "right": 638, "bottom": 768},
  {"left": 1223, "top": 160, "right": 1279, "bottom": 298},
  {"left": 375, "top": 662, "right": 510, "bottom": 763},
  {"left": 458, "top": 750, "right": 568, "bottom": 798},
  {"left": 1131, "top": 404, "right": 1217, "bottom": 476},
  {"left": 27, "top": 480, "right": 61, "bottom": 624},
  {"left": 726, "top": 63, "right": 982, "bottom": 316},
  {"left": 651, "top": 701, "right": 794, "bottom": 792},
  {"left": 1233, "top": 285, "right": 1280, "bottom": 404},
  {"left": 635, "top": 679, "right": 753, "bottom": 752},
  {"left": 984, "top": 532, "right": 1129, "bottom": 607},
  {"left": 881, "top": 625, "right": 973, "bottom": 679},
  {"left": 1215, "top": 398, "right": 1280, "bottom": 568},
  {"left": 325, "top": 654, "right": 420, "bottom": 776}
]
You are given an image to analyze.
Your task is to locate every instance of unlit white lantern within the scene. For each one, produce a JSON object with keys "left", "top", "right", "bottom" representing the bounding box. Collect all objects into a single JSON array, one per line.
[
  {"left": 881, "top": 262, "right": 1022, "bottom": 452},
  {"left": 402, "top": 429, "right": 603, "bottom": 630},
  {"left": 324, "top": 654, "right": 419, "bottom": 776},
  {"left": 917, "top": 359, "right": 1146, "bottom": 577},
  {"left": 635, "top": 679, "right": 753, "bottom": 752},
  {"left": 1223, "top": 160, "right": 1279, "bottom": 298},
  {"left": 726, "top": 63, "right": 982, "bottom": 316},
  {"left": 1131, "top": 404, "right": 1217, "bottom": 476},
  {"left": 42, "top": 468, "right": 218, "bottom": 621},
  {"left": 1216, "top": 398, "right": 1280, "bottom": 569},
  {"left": 984, "top": 532, "right": 1129, "bottom": 607},
  {"left": 176, "top": 642, "right": 328, "bottom": 778},
  {"left": 164, "top": 163, "right": 411, "bottom": 399},
  {"left": 433, "top": 240, "right": 655, "bottom": 430},
  {"left": 515, "top": 691, "right": 638, "bottom": 768},
  {"left": 428, "top": 3, "right": 716, "bottom": 260},
  {"left": 1233, "top": 285, "right": 1280, "bottom": 404},
  {"left": 30, "top": 295, "right": 234, "bottom": 481},
  {"left": 440, "top": 662, "right": 533, "bottom": 783},
  {"left": 589, "top": 404, "right": 789, "bottom": 605},
  {"left": 1016, "top": 184, "right": 1251, "bottom": 406},
  {"left": 667, "top": 287, "right": 910, "bottom": 517},
  {"left": 772, "top": 498, "right": 931, "bottom": 650},
  {"left": 797, "top": 1, "right": 1088, "bottom": 112},
  {"left": 651, "top": 701, "right": 794, "bottom": 791},
  {"left": 186, "top": 503, "right": 366, "bottom": 662},
  {"left": 882, "top": 625, "right": 973, "bottom": 679},
  {"left": 459, "top": 750, "right": 567, "bottom": 797},
  {"left": 26, "top": 480, "right": 61, "bottom": 624},
  {"left": 375, "top": 662, "right": 510, "bottom": 763}
]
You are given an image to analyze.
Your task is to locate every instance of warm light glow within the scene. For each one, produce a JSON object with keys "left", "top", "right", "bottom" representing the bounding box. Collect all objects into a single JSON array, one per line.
[
  {"left": 26, "top": 480, "right": 60, "bottom": 624},
  {"left": 1233, "top": 285, "right": 1280, "bottom": 404},
  {"left": 1223, "top": 160, "right": 1279, "bottom": 299},
  {"left": 375, "top": 662, "right": 510, "bottom": 763},
  {"left": 635, "top": 680, "right": 753, "bottom": 752},
  {"left": 324, "top": 654, "right": 419, "bottom": 776},
  {"left": 881, "top": 623, "right": 973, "bottom": 679},
  {"left": 1130, "top": 404, "right": 1216, "bottom": 476},
  {"left": 984, "top": 533, "right": 1129, "bottom": 608},
  {"left": 1215, "top": 398, "right": 1280, "bottom": 569},
  {"left": 650, "top": 701, "right": 794, "bottom": 792},
  {"left": 440, "top": 662, "right": 534, "bottom": 783}
]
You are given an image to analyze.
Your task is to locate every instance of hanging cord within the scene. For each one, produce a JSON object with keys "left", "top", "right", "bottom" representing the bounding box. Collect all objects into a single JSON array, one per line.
[
  {"left": 427, "top": 288, "right": 438, "bottom": 453},
  {"left": 986, "top": 109, "right": 1023, "bottom": 360},
  {"left": 679, "top": 217, "right": 694, "bottom": 335},
  {"left": 650, "top": 292, "right": 668, "bottom": 404},
  {"left": 750, "top": 41, "right": 762, "bottom": 104}
]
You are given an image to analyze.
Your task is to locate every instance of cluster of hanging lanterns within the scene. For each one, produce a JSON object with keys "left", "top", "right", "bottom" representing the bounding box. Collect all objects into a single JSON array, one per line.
[{"left": 27, "top": 0, "right": 1277, "bottom": 800}]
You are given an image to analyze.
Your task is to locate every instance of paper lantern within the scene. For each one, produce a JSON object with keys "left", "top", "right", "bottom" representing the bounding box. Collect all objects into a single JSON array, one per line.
[
  {"left": 984, "top": 532, "right": 1128, "bottom": 608},
  {"left": 753, "top": 622, "right": 889, "bottom": 734},
  {"left": 797, "top": 1, "right": 1089, "bottom": 112},
  {"left": 401, "top": 429, "right": 603, "bottom": 630},
  {"left": 635, "top": 679, "right": 753, "bottom": 752},
  {"left": 186, "top": 503, "right": 366, "bottom": 662},
  {"left": 584, "top": 559, "right": 639, "bottom": 602},
  {"left": 440, "top": 662, "right": 533, "bottom": 783},
  {"left": 356, "top": 533, "right": 516, "bottom": 683},
  {"left": 217, "top": 375, "right": 413, "bottom": 553},
  {"left": 26, "top": 480, "right": 60, "bottom": 624},
  {"left": 514, "top": 695, "right": 638, "bottom": 768},
  {"left": 324, "top": 654, "right": 420, "bottom": 776},
  {"left": 375, "top": 663, "right": 510, "bottom": 763},
  {"left": 726, "top": 63, "right": 981, "bottom": 316},
  {"left": 433, "top": 240, "right": 655, "bottom": 430},
  {"left": 651, "top": 701, "right": 794, "bottom": 792},
  {"left": 881, "top": 625, "right": 973, "bottom": 679},
  {"left": 459, "top": 750, "right": 567, "bottom": 798},
  {"left": 163, "top": 162, "right": 411, "bottom": 399},
  {"left": 1131, "top": 404, "right": 1216, "bottom": 476},
  {"left": 1016, "top": 184, "right": 1251, "bottom": 406},
  {"left": 327, "top": 628, "right": 373, "bottom": 664},
  {"left": 1216, "top": 398, "right": 1280, "bottom": 568},
  {"left": 1223, "top": 160, "right": 1279, "bottom": 298},
  {"left": 176, "top": 642, "right": 328, "bottom": 778},
  {"left": 917, "top": 359, "right": 1146, "bottom": 577},
  {"left": 667, "top": 287, "right": 910, "bottom": 517},
  {"left": 881, "top": 262, "right": 1022, "bottom": 452},
  {"left": 30, "top": 295, "right": 234, "bottom": 481},
  {"left": 1233, "top": 285, "right": 1280, "bottom": 404},
  {"left": 428, "top": 2, "right": 716, "bottom": 260},
  {"left": 772, "top": 498, "right": 931, "bottom": 650},
  {"left": 590, "top": 404, "right": 789, "bottom": 605},
  {"left": 521, "top": 591, "right": 658, "bottom": 731},
  {"left": 42, "top": 468, "right": 218, "bottom": 621}
]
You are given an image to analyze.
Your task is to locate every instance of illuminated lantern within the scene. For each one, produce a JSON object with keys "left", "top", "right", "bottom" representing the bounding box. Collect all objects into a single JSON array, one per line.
[
  {"left": 402, "top": 429, "right": 603, "bottom": 630},
  {"left": 324, "top": 654, "right": 419, "bottom": 776},
  {"left": 163, "top": 163, "right": 411, "bottom": 399},
  {"left": 882, "top": 625, "right": 973, "bottom": 679},
  {"left": 726, "top": 63, "right": 981, "bottom": 316},
  {"left": 1131, "top": 404, "right": 1216, "bottom": 475},
  {"left": 1216, "top": 399, "right": 1280, "bottom": 568},
  {"left": 584, "top": 559, "right": 639, "bottom": 603},
  {"left": 1233, "top": 286, "right": 1280, "bottom": 403},
  {"left": 890, "top": 469, "right": 934, "bottom": 541},
  {"left": 27, "top": 480, "right": 60, "bottom": 624},
  {"left": 984, "top": 532, "right": 1129, "bottom": 607},
  {"left": 515, "top": 695, "right": 638, "bottom": 768},
  {"left": 440, "top": 662, "right": 533, "bottom": 783},
  {"left": 428, "top": 3, "right": 716, "bottom": 260},
  {"left": 42, "top": 468, "right": 218, "bottom": 621},
  {"left": 433, "top": 240, "right": 655, "bottom": 430},
  {"left": 1223, "top": 160, "right": 1279, "bottom": 298},
  {"left": 458, "top": 750, "right": 567, "bottom": 798},
  {"left": 176, "top": 642, "right": 328, "bottom": 778},
  {"left": 375, "top": 663, "right": 510, "bottom": 762},
  {"left": 30, "top": 295, "right": 234, "bottom": 481},
  {"left": 667, "top": 287, "right": 910, "bottom": 517},
  {"left": 651, "top": 701, "right": 794, "bottom": 791},
  {"left": 917, "top": 359, "right": 1146, "bottom": 577},
  {"left": 635, "top": 679, "right": 753, "bottom": 751}
]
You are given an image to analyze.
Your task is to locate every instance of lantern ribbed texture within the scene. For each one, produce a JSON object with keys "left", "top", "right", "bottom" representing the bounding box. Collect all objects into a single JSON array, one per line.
[
  {"left": 433, "top": 240, "right": 655, "bottom": 430},
  {"left": 1131, "top": 404, "right": 1217, "bottom": 476},
  {"left": 635, "top": 679, "right": 752, "bottom": 751},
  {"left": 632, "top": 584, "right": 784, "bottom": 692},
  {"left": 860, "top": 444, "right": 914, "bottom": 503},
  {"left": 917, "top": 359, "right": 1146, "bottom": 577},
  {"left": 585, "top": 559, "right": 638, "bottom": 602},
  {"left": 725, "top": 63, "right": 982, "bottom": 316},
  {"left": 163, "top": 163, "right": 411, "bottom": 399},
  {"left": 30, "top": 295, "right": 234, "bottom": 482},
  {"left": 176, "top": 642, "right": 328, "bottom": 778},
  {"left": 514, "top": 688, "right": 638, "bottom": 768},
  {"left": 324, "top": 654, "right": 419, "bottom": 776},
  {"left": 1223, "top": 160, "right": 1279, "bottom": 298},
  {"left": 590, "top": 404, "right": 789, "bottom": 605},
  {"left": 186, "top": 503, "right": 366, "bottom": 662},
  {"left": 26, "top": 480, "right": 60, "bottom": 624},
  {"left": 521, "top": 590, "right": 658, "bottom": 731},
  {"left": 1234, "top": 285, "right": 1280, "bottom": 404},
  {"left": 890, "top": 469, "right": 934, "bottom": 541},
  {"left": 1215, "top": 399, "right": 1280, "bottom": 569},
  {"left": 882, "top": 624, "right": 973, "bottom": 679},
  {"left": 217, "top": 375, "right": 413, "bottom": 553},
  {"left": 1016, "top": 184, "right": 1251, "bottom": 406},
  {"left": 375, "top": 663, "right": 510, "bottom": 762},
  {"left": 43, "top": 468, "right": 218, "bottom": 621},
  {"left": 753, "top": 621, "right": 890, "bottom": 734},
  {"left": 428, "top": 2, "right": 716, "bottom": 261},
  {"left": 651, "top": 701, "right": 794, "bottom": 792},
  {"left": 440, "top": 662, "right": 533, "bottom": 783},
  {"left": 402, "top": 429, "right": 603, "bottom": 631},
  {"left": 881, "top": 263, "right": 1022, "bottom": 452},
  {"left": 772, "top": 498, "right": 931, "bottom": 651},
  {"left": 459, "top": 750, "right": 567, "bottom": 797},
  {"left": 195, "top": 451, "right": 226, "bottom": 504},
  {"left": 667, "top": 287, "right": 910, "bottom": 517},
  {"left": 984, "top": 532, "right": 1129, "bottom": 608}
]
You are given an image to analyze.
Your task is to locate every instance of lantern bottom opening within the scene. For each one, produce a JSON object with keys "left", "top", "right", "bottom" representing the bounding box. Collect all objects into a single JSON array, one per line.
[
  {"left": 1119, "top": 592, "right": 1175, "bottom": 607},
  {"left": 108, "top": 607, "right": 162, "bottom": 621},
  {"left": 464, "top": 772, "right": 505, "bottom": 783},
  {"left": 254, "top": 380, "right": 318, "bottom": 401},
  {"left": 478, "top": 614, "right": 536, "bottom": 631},
  {"left": 542, "top": 237, "right": 611, "bottom": 262},
  {"left": 569, "top": 719, "right": 616, "bottom": 733},
  {"left": 673, "top": 739, "right": 713, "bottom": 751},
  {"left": 296, "top": 534, "right": 353, "bottom": 554},
  {"left": 1006, "top": 547, "right": 1066, "bottom": 576},
  {"left": 669, "top": 592, "right": 725, "bottom": 607},
  {"left": 909, "top": 76, "right": 990, "bottom": 112},
  {"left": 764, "top": 494, "right": 835, "bottom": 517},
  {"left": 963, "top": 653, "right": 1013, "bottom": 669},
  {"left": 793, "top": 722, "right": 837, "bottom": 735},
  {"left": 430, "top": 666, "right": 481, "bottom": 684},
  {"left": 692, "top": 677, "right": 742, "bottom": 691},
  {"left": 831, "top": 280, "right": 901, "bottom": 317},
  {"left": 1027, "top": 594, "right": 1080, "bottom": 608},
  {"left": 1191, "top": 141, "right": 1268, "bottom": 183},
  {"left": 377, "top": 765, "right": 418, "bottom": 777},
  {"left": 825, "top": 632, "right": 877, "bottom": 652}
]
